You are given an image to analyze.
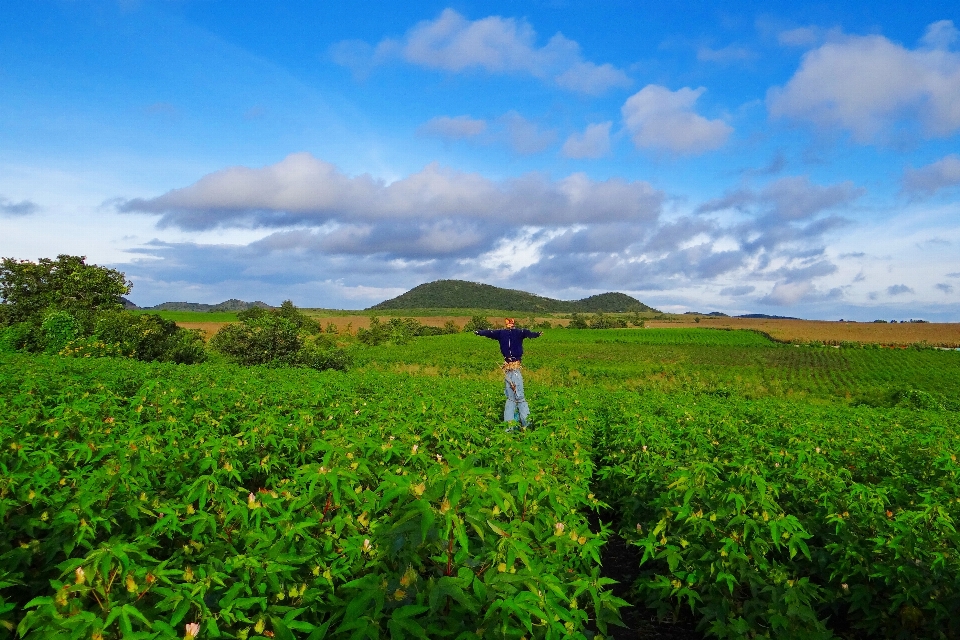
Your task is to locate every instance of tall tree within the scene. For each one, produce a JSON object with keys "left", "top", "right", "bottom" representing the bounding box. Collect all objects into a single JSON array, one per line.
[{"left": 0, "top": 255, "right": 131, "bottom": 326}]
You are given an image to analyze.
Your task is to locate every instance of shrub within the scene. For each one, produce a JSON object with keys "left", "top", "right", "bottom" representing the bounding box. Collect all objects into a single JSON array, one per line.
[
  {"left": 568, "top": 313, "right": 589, "bottom": 329},
  {"left": 210, "top": 315, "right": 302, "bottom": 366},
  {"left": 297, "top": 342, "right": 352, "bottom": 371},
  {"left": 0, "top": 322, "right": 38, "bottom": 353},
  {"left": 94, "top": 312, "right": 206, "bottom": 364},
  {"left": 237, "top": 306, "right": 268, "bottom": 322},
  {"left": 463, "top": 315, "right": 492, "bottom": 332},
  {"left": 59, "top": 337, "right": 128, "bottom": 358},
  {"left": 275, "top": 299, "right": 322, "bottom": 334},
  {"left": 40, "top": 311, "right": 81, "bottom": 354},
  {"left": 357, "top": 316, "right": 388, "bottom": 346}
]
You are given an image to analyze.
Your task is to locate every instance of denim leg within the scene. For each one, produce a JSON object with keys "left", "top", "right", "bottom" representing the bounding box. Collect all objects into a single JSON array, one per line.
[
  {"left": 504, "top": 370, "right": 530, "bottom": 427},
  {"left": 504, "top": 374, "right": 518, "bottom": 423}
]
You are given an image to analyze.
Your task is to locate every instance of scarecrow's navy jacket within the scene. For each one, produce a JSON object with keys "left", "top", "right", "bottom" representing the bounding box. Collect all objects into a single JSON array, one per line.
[{"left": 475, "top": 328, "right": 542, "bottom": 362}]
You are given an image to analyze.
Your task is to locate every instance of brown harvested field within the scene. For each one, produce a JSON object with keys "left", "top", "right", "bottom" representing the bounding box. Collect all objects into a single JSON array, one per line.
[{"left": 647, "top": 317, "right": 960, "bottom": 346}]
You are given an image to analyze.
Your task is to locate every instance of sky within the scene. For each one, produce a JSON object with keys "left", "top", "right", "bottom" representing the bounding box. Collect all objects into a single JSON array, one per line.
[{"left": 2, "top": 1, "right": 960, "bottom": 319}]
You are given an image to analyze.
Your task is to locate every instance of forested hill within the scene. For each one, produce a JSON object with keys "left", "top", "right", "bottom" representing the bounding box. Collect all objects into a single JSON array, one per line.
[
  {"left": 368, "top": 280, "right": 658, "bottom": 313},
  {"left": 142, "top": 299, "right": 272, "bottom": 312}
]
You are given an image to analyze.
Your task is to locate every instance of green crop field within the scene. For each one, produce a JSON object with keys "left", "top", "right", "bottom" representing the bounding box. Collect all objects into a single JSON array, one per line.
[
  {"left": 3, "top": 327, "right": 960, "bottom": 639},
  {"left": 130, "top": 311, "right": 241, "bottom": 323}
]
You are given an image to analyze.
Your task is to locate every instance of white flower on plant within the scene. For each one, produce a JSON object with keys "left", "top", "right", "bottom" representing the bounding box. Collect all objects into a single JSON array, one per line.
[
  {"left": 554, "top": 522, "right": 565, "bottom": 536},
  {"left": 184, "top": 622, "right": 201, "bottom": 639},
  {"left": 412, "top": 444, "right": 419, "bottom": 454},
  {"left": 75, "top": 567, "right": 85, "bottom": 584}
]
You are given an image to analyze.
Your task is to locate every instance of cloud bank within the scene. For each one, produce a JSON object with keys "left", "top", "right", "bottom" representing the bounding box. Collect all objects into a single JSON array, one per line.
[{"left": 119, "top": 155, "right": 863, "bottom": 309}]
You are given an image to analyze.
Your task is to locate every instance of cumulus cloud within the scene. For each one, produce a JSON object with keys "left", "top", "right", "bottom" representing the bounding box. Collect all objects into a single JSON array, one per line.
[
  {"left": 768, "top": 21, "right": 960, "bottom": 142},
  {"left": 887, "top": 284, "right": 914, "bottom": 295},
  {"left": 417, "top": 115, "right": 487, "bottom": 139},
  {"left": 695, "top": 176, "right": 862, "bottom": 306},
  {"left": 697, "top": 175, "right": 862, "bottom": 222},
  {"left": 332, "top": 9, "right": 630, "bottom": 94},
  {"left": 561, "top": 122, "right": 612, "bottom": 159},
  {"left": 117, "top": 156, "right": 870, "bottom": 307},
  {"left": 120, "top": 152, "right": 663, "bottom": 259},
  {"left": 921, "top": 20, "right": 960, "bottom": 49},
  {"left": 0, "top": 196, "right": 39, "bottom": 216},
  {"left": 902, "top": 154, "right": 960, "bottom": 196},
  {"left": 622, "top": 85, "right": 732, "bottom": 154}
]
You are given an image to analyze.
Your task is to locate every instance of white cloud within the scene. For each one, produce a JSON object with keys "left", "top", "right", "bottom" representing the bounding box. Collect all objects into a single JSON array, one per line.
[
  {"left": 417, "top": 115, "right": 487, "bottom": 139},
  {"left": 120, "top": 152, "right": 663, "bottom": 232},
  {"left": 902, "top": 154, "right": 960, "bottom": 196},
  {"left": 622, "top": 85, "right": 732, "bottom": 155},
  {"left": 554, "top": 62, "right": 631, "bottom": 95},
  {"left": 921, "top": 20, "right": 960, "bottom": 49},
  {"left": 332, "top": 9, "right": 630, "bottom": 94},
  {"left": 561, "top": 122, "right": 612, "bottom": 159},
  {"left": 768, "top": 22, "right": 960, "bottom": 142},
  {"left": 887, "top": 284, "right": 914, "bottom": 296}
]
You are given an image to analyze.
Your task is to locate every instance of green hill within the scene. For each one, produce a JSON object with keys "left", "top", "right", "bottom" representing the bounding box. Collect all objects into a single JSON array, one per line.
[
  {"left": 368, "top": 280, "right": 658, "bottom": 313},
  {"left": 144, "top": 299, "right": 272, "bottom": 312}
]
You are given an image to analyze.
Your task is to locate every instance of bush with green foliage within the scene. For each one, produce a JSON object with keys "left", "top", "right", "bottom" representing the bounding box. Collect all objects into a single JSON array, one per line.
[
  {"left": 211, "top": 313, "right": 349, "bottom": 370},
  {"left": 568, "top": 313, "right": 589, "bottom": 329},
  {"left": 40, "top": 311, "right": 81, "bottom": 354},
  {"left": 90, "top": 312, "right": 206, "bottom": 364},
  {"left": 462, "top": 315, "right": 492, "bottom": 332},
  {"left": 210, "top": 315, "right": 303, "bottom": 366},
  {"left": 589, "top": 312, "right": 627, "bottom": 329}
]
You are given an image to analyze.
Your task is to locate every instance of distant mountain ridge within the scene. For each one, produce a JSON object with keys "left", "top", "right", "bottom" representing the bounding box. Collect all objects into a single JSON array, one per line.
[
  {"left": 369, "top": 280, "right": 658, "bottom": 313},
  {"left": 131, "top": 299, "right": 273, "bottom": 312}
]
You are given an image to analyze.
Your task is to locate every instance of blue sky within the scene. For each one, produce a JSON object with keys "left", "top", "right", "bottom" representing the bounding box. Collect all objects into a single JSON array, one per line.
[{"left": 2, "top": 1, "right": 959, "bottom": 319}]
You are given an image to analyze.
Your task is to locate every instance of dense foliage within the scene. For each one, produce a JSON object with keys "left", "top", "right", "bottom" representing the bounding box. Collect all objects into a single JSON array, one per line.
[
  {"left": 0, "top": 257, "right": 206, "bottom": 364},
  {"left": 0, "top": 255, "right": 130, "bottom": 329},
  {"left": 2, "top": 327, "right": 959, "bottom": 638},
  {"left": 356, "top": 317, "right": 460, "bottom": 347},
  {"left": 2, "top": 356, "right": 623, "bottom": 639},
  {"left": 212, "top": 303, "right": 349, "bottom": 371}
]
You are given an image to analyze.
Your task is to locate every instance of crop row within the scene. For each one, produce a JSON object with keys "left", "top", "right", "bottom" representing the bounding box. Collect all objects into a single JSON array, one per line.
[
  {"left": 357, "top": 331, "right": 960, "bottom": 404},
  {"left": 1, "top": 355, "right": 624, "bottom": 639},
  {"left": 596, "top": 392, "right": 960, "bottom": 639}
]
